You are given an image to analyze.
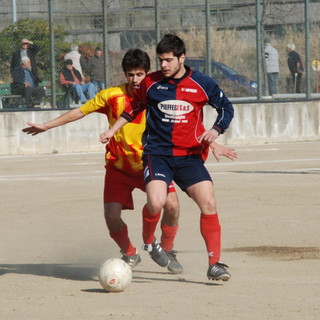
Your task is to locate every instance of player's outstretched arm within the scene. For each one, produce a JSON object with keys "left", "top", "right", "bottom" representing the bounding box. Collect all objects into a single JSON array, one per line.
[
  {"left": 210, "top": 141, "right": 237, "bottom": 162},
  {"left": 22, "top": 108, "right": 85, "bottom": 136},
  {"left": 99, "top": 116, "right": 128, "bottom": 144}
]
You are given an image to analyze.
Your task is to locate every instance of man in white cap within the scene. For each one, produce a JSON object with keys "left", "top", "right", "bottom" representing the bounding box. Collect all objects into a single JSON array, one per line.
[{"left": 64, "top": 43, "right": 87, "bottom": 77}]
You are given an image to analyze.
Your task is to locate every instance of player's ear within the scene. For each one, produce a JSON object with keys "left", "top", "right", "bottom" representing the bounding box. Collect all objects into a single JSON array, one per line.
[{"left": 179, "top": 54, "right": 186, "bottom": 65}]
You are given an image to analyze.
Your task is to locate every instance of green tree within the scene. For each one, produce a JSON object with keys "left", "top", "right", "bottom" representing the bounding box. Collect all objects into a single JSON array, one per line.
[{"left": 0, "top": 19, "right": 69, "bottom": 82}]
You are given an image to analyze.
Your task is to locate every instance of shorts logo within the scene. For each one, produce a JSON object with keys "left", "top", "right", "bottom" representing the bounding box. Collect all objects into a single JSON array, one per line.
[
  {"left": 158, "top": 100, "right": 194, "bottom": 115},
  {"left": 144, "top": 166, "right": 150, "bottom": 179},
  {"left": 155, "top": 173, "right": 166, "bottom": 178}
]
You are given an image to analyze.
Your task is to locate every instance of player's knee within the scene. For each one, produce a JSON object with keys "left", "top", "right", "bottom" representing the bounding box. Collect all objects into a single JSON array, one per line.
[
  {"left": 146, "top": 200, "right": 164, "bottom": 215},
  {"left": 200, "top": 198, "right": 217, "bottom": 214},
  {"left": 163, "top": 200, "right": 180, "bottom": 217},
  {"left": 104, "top": 208, "right": 121, "bottom": 223}
]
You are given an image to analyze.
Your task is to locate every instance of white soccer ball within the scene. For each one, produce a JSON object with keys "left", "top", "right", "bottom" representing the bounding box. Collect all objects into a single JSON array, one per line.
[{"left": 98, "top": 258, "right": 132, "bottom": 292}]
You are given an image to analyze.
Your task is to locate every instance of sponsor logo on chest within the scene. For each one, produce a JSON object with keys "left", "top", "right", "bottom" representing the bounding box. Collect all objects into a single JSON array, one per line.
[
  {"left": 181, "top": 87, "right": 198, "bottom": 93},
  {"left": 158, "top": 100, "right": 194, "bottom": 115}
]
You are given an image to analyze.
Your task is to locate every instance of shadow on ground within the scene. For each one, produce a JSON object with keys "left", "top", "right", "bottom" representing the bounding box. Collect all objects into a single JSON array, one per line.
[{"left": 0, "top": 263, "right": 98, "bottom": 281}]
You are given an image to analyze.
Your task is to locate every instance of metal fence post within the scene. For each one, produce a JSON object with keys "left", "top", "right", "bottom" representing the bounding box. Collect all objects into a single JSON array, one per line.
[
  {"left": 102, "top": 0, "right": 110, "bottom": 89},
  {"left": 256, "top": 0, "right": 263, "bottom": 99},
  {"left": 48, "top": 0, "right": 56, "bottom": 108},
  {"left": 155, "top": 0, "right": 160, "bottom": 70},
  {"left": 305, "top": 0, "right": 311, "bottom": 98},
  {"left": 205, "top": 0, "right": 212, "bottom": 77}
]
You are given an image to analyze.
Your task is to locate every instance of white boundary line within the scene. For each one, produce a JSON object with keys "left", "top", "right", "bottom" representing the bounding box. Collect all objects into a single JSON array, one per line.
[{"left": 205, "top": 158, "right": 320, "bottom": 167}]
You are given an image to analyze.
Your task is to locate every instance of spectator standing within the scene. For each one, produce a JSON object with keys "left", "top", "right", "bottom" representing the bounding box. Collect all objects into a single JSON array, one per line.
[
  {"left": 286, "top": 43, "right": 304, "bottom": 93},
  {"left": 87, "top": 47, "right": 105, "bottom": 93},
  {"left": 59, "top": 59, "right": 95, "bottom": 104},
  {"left": 11, "top": 57, "right": 45, "bottom": 107},
  {"left": 264, "top": 38, "right": 279, "bottom": 95},
  {"left": 11, "top": 38, "right": 40, "bottom": 78},
  {"left": 64, "top": 43, "right": 87, "bottom": 77}
]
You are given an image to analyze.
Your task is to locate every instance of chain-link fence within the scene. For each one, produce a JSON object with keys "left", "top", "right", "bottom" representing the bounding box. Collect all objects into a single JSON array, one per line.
[{"left": 0, "top": 0, "right": 319, "bottom": 110}]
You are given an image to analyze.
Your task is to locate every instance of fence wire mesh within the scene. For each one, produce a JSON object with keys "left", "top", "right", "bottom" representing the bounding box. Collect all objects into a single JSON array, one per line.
[{"left": 0, "top": 0, "right": 319, "bottom": 109}]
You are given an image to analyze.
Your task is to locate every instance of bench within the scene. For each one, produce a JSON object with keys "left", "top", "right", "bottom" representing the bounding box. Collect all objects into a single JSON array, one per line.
[{"left": 0, "top": 82, "right": 71, "bottom": 109}]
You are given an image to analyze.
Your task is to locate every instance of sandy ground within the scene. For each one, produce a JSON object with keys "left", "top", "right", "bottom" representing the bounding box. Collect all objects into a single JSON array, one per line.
[{"left": 0, "top": 141, "right": 319, "bottom": 320}]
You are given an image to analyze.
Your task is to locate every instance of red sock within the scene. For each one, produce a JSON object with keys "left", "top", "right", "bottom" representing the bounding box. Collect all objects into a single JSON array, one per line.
[
  {"left": 200, "top": 213, "right": 221, "bottom": 265},
  {"left": 109, "top": 223, "right": 136, "bottom": 256},
  {"left": 160, "top": 224, "right": 178, "bottom": 252},
  {"left": 142, "top": 205, "right": 161, "bottom": 244}
]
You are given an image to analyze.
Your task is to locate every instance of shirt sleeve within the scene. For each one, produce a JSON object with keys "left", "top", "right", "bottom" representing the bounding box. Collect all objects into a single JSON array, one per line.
[
  {"left": 207, "top": 80, "right": 234, "bottom": 134},
  {"left": 80, "top": 89, "right": 108, "bottom": 115}
]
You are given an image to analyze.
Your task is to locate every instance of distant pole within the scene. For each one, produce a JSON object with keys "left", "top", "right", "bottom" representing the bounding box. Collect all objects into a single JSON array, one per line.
[
  {"left": 48, "top": 0, "right": 56, "bottom": 108},
  {"left": 256, "top": 0, "right": 263, "bottom": 99},
  {"left": 205, "top": 0, "right": 212, "bottom": 77},
  {"left": 102, "top": 0, "right": 110, "bottom": 88},
  {"left": 305, "top": 0, "right": 311, "bottom": 98},
  {"left": 12, "top": 0, "right": 17, "bottom": 23},
  {"left": 155, "top": 0, "right": 160, "bottom": 69}
]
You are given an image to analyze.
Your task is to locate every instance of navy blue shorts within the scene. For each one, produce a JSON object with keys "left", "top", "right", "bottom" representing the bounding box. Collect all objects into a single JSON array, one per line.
[{"left": 143, "top": 155, "right": 212, "bottom": 191}]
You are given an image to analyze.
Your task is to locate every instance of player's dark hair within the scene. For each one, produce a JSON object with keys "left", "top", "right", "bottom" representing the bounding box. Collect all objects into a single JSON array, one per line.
[
  {"left": 122, "top": 49, "right": 150, "bottom": 73},
  {"left": 156, "top": 34, "right": 186, "bottom": 57}
]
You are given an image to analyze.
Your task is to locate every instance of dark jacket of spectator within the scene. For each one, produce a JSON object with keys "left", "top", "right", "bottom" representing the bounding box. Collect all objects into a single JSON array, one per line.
[
  {"left": 87, "top": 53, "right": 104, "bottom": 81},
  {"left": 11, "top": 41, "right": 40, "bottom": 77},
  {"left": 60, "top": 65, "right": 83, "bottom": 84},
  {"left": 11, "top": 65, "right": 41, "bottom": 91}
]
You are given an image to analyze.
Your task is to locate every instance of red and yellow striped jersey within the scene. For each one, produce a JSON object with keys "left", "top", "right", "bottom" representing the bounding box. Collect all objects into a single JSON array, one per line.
[{"left": 80, "top": 84, "right": 146, "bottom": 173}]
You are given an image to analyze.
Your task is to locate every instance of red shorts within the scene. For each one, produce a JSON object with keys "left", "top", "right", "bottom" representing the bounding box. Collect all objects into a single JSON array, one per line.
[{"left": 104, "top": 165, "right": 175, "bottom": 210}]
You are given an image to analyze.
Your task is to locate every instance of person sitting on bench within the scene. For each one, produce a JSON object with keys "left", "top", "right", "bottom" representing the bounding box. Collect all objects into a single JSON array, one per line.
[
  {"left": 59, "top": 59, "right": 95, "bottom": 104},
  {"left": 11, "top": 57, "right": 45, "bottom": 108}
]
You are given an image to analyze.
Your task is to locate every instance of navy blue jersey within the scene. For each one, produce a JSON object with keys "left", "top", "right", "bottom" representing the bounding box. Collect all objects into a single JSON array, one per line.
[{"left": 121, "top": 67, "right": 234, "bottom": 157}]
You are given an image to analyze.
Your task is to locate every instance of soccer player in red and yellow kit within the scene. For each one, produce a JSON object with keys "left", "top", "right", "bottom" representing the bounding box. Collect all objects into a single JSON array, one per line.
[{"left": 22, "top": 49, "right": 184, "bottom": 273}]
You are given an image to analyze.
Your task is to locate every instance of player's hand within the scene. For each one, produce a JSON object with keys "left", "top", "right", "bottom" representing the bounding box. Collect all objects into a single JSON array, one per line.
[
  {"left": 99, "top": 129, "right": 114, "bottom": 144},
  {"left": 210, "top": 142, "right": 237, "bottom": 162},
  {"left": 22, "top": 122, "right": 49, "bottom": 135},
  {"left": 198, "top": 128, "right": 219, "bottom": 144}
]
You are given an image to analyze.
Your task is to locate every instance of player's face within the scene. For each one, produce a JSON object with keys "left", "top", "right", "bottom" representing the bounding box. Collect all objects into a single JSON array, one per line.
[
  {"left": 158, "top": 52, "right": 185, "bottom": 79},
  {"left": 125, "top": 68, "right": 147, "bottom": 91}
]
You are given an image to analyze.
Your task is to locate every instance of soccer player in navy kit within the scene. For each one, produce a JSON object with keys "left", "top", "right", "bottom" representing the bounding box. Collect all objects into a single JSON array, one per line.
[{"left": 100, "top": 34, "right": 235, "bottom": 281}]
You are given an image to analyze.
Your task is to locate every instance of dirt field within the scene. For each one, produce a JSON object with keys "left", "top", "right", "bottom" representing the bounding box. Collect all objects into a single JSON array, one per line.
[{"left": 1, "top": 141, "right": 319, "bottom": 320}]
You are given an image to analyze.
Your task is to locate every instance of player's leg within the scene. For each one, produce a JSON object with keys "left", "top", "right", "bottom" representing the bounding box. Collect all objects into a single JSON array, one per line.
[
  {"left": 145, "top": 179, "right": 168, "bottom": 214},
  {"left": 161, "top": 190, "right": 179, "bottom": 249},
  {"left": 104, "top": 166, "right": 141, "bottom": 268},
  {"left": 187, "top": 180, "right": 230, "bottom": 281},
  {"left": 142, "top": 156, "right": 175, "bottom": 267},
  {"left": 174, "top": 156, "right": 230, "bottom": 281},
  {"left": 141, "top": 180, "right": 169, "bottom": 267},
  {"left": 161, "top": 190, "right": 183, "bottom": 273},
  {"left": 104, "top": 202, "right": 136, "bottom": 254}
]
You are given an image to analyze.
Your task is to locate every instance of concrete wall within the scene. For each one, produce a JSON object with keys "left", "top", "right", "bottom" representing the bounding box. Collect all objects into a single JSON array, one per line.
[{"left": 1, "top": 100, "right": 320, "bottom": 156}]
